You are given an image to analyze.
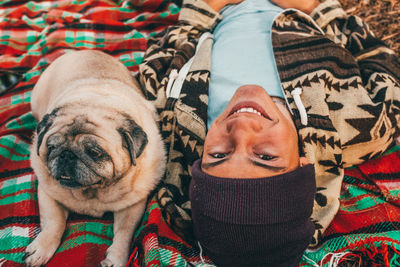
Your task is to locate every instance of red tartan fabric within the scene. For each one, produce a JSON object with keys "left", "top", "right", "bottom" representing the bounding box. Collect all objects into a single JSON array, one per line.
[
  {"left": 308, "top": 147, "right": 400, "bottom": 266},
  {"left": 324, "top": 148, "right": 400, "bottom": 240},
  {"left": 130, "top": 198, "right": 214, "bottom": 266},
  {"left": 358, "top": 150, "right": 400, "bottom": 206}
]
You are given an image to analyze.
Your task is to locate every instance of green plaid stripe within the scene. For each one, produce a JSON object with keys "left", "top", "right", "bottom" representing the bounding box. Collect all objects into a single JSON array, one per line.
[{"left": 0, "top": 136, "right": 31, "bottom": 161}]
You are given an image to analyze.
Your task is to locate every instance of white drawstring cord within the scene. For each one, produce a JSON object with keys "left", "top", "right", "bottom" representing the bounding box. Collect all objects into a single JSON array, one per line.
[
  {"left": 165, "top": 69, "right": 178, "bottom": 98},
  {"left": 197, "top": 241, "right": 215, "bottom": 266},
  {"left": 291, "top": 87, "right": 308, "bottom": 126},
  {"left": 166, "top": 32, "right": 213, "bottom": 99},
  {"left": 198, "top": 241, "right": 206, "bottom": 264},
  {"left": 168, "top": 57, "right": 194, "bottom": 99}
]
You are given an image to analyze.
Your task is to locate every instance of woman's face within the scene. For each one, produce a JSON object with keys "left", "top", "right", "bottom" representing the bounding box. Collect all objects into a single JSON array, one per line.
[{"left": 202, "top": 85, "right": 301, "bottom": 178}]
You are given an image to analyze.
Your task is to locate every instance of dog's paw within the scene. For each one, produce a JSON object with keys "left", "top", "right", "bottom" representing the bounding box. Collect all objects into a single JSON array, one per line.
[
  {"left": 24, "top": 234, "right": 60, "bottom": 267},
  {"left": 99, "top": 258, "right": 116, "bottom": 267},
  {"left": 99, "top": 257, "right": 126, "bottom": 267},
  {"left": 99, "top": 245, "right": 127, "bottom": 267}
]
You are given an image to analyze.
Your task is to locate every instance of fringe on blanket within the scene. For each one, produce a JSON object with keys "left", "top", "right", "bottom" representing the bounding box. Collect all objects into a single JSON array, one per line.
[
  {"left": 339, "top": 245, "right": 400, "bottom": 267},
  {"left": 303, "top": 244, "right": 400, "bottom": 267}
]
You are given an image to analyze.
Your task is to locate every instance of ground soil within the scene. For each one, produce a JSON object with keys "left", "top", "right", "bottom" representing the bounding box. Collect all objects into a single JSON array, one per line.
[{"left": 338, "top": 0, "right": 400, "bottom": 55}]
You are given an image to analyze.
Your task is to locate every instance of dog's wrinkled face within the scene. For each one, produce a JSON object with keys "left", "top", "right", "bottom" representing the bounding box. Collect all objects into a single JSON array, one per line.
[
  {"left": 36, "top": 104, "right": 148, "bottom": 189},
  {"left": 46, "top": 127, "right": 113, "bottom": 188}
]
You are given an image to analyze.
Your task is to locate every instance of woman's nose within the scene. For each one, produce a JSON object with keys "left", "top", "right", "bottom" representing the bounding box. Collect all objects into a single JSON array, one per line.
[{"left": 226, "top": 116, "right": 263, "bottom": 135}]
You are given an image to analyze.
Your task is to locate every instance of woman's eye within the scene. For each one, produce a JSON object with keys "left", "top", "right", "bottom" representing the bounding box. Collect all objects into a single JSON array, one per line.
[
  {"left": 258, "top": 154, "right": 275, "bottom": 161},
  {"left": 211, "top": 153, "right": 227, "bottom": 159}
]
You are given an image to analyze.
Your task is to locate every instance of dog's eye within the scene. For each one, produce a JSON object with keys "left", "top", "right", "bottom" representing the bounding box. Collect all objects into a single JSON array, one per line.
[
  {"left": 47, "top": 134, "right": 65, "bottom": 152},
  {"left": 47, "top": 144, "right": 56, "bottom": 152},
  {"left": 86, "top": 147, "right": 103, "bottom": 159}
]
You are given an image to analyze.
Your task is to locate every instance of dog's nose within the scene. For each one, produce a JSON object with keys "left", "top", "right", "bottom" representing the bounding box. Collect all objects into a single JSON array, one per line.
[{"left": 60, "top": 150, "right": 76, "bottom": 161}]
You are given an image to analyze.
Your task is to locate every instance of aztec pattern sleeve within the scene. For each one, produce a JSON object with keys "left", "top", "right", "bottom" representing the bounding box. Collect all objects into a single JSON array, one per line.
[
  {"left": 137, "top": 0, "right": 221, "bottom": 242},
  {"left": 272, "top": 0, "right": 400, "bottom": 246},
  {"left": 310, "top": 0, "right": 400, "bottom": 164},
  {"left": 138, "top": 0, "right": 221, "bottom": 104}
]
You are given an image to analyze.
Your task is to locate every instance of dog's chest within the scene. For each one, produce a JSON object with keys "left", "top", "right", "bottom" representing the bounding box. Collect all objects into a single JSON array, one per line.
[
  {"left": 59, "top": 184, "right": 139, "bottom": 216},
  {"left": 81, "top": 188, "right": 98, "bottom": 199}
]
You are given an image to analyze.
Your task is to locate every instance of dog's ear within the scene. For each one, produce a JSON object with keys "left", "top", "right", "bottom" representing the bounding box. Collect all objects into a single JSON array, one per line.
[
  {"left": 118, "top": 118, "right": 148, "bottom": 166},
  {"left": 36, "top": 107, "right": 61, "bottom": 156}
]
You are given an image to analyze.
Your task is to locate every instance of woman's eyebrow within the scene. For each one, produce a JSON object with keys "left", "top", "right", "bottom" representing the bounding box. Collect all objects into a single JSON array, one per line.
[
  {"left": 249, "top": 159, "right": 287, "bottom": 172},
  {"left": 201, "top": 158, "right": 228, "bottom": 170},
  {"left": 201, "top": 158, "right": 287, "bottom": 173}
]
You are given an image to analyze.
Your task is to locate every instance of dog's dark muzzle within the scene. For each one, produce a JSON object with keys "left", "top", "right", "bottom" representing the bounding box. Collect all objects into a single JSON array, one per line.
[
  {"left": 55, "top": 150, "right": 82, "bottom": 188},
  {"left": 56, "top": 176, "right": 82, "bottom": 188},
  {"left": 53, "top": 150, "right": 103, "bottom": 188}
]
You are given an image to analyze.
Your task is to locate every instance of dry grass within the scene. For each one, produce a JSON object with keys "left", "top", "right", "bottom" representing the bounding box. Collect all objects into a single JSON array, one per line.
[{"left": 339, "top": 0, "right": 400, "bottom": 55}]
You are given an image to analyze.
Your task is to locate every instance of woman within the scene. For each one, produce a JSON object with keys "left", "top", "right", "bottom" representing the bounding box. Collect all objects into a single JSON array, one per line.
[{"left": 136, "top": 0, "right": 400, "bottom": 265}]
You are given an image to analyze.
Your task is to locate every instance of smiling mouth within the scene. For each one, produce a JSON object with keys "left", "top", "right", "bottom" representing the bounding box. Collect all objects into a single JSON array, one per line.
[
  {"left": 234, "top": 107, "right": 262, "bottom": 116},
  {"left": 228, "top": 101, "right": 271, "bottom": 120}
]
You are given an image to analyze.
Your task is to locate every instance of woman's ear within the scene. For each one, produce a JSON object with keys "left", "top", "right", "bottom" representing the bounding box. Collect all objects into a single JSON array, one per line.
[{"left": 299, "top": 157, "right": 309, "bottom": 167}]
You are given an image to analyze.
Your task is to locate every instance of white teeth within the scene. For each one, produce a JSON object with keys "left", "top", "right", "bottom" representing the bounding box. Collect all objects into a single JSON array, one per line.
[
  {"left": 61, "top": 176, "right": 71, "bottom": 180},
  {"left": 234, "top": 107, "right": 262, "bottom": 116}
]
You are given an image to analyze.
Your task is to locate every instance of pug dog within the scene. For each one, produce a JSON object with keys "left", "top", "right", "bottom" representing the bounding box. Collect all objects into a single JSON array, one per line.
[{"left": 25, "top": 50, "right": 166, "bottom": 267}]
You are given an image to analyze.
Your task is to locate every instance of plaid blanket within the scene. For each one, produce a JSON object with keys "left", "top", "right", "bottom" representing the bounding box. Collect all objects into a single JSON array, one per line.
[
  {"left": 1, "top": 0, "right": 400, "bottom": 266},
  {"left": 0, "top": 0, "right": 178, "bottom": 266}
]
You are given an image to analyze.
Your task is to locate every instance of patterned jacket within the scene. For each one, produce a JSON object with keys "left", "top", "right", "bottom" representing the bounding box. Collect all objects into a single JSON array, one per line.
[{"left": 138, "top": 0, "right": 400, "bottom": 245}]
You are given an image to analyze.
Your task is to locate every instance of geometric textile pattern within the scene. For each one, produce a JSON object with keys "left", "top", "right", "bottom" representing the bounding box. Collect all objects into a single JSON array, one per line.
[
  {"left": 138, "top": 3, "right": 218, "bottom": 242},
  {"left": 272, "top": 3, "right": 400, "bottom": 245}
]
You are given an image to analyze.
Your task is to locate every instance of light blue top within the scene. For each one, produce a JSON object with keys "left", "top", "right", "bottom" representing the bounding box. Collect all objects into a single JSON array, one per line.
[{"left": 208, "top": 0, "right": 284, "bottom": 129}]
